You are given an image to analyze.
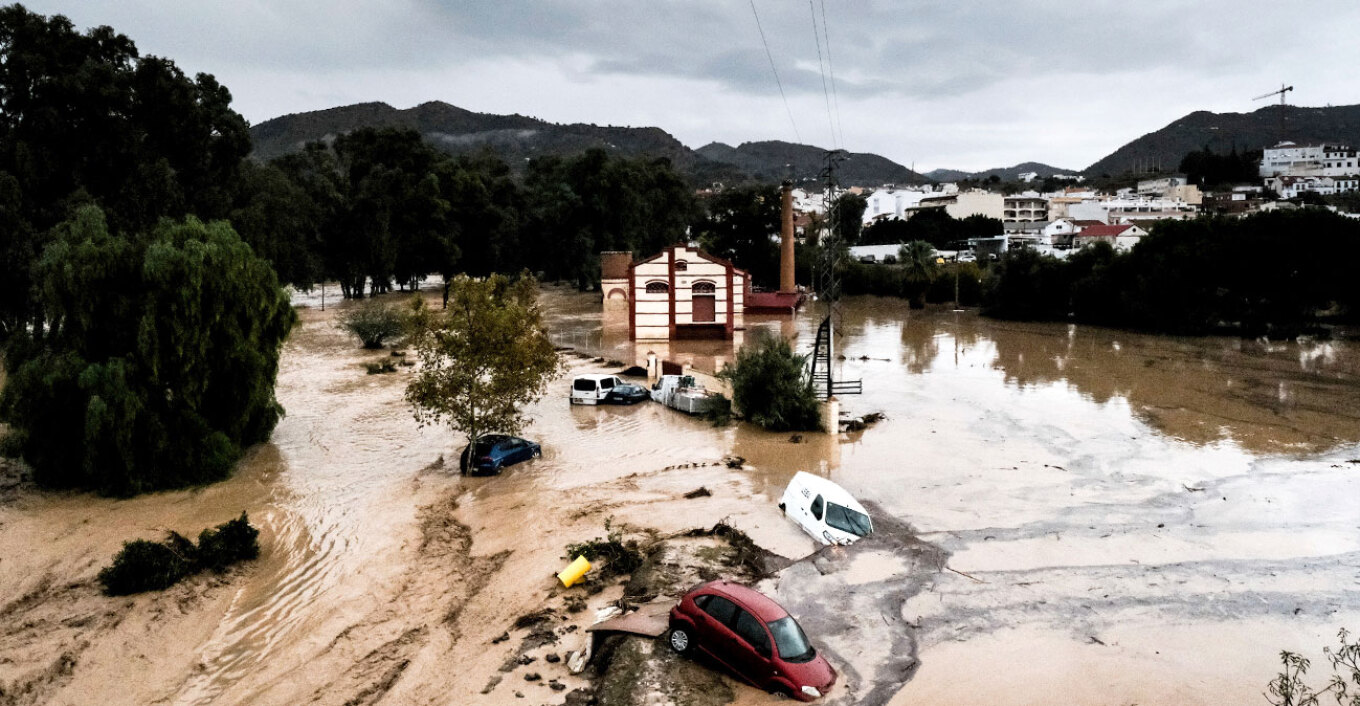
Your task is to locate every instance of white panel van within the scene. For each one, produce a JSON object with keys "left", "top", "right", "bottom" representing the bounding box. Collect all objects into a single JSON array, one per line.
[
  {"left": 570, "top": 374, "right": 623, "bottom": 405},
  {"left": 778, "top": 471, "right": 873, "bottom": 546}
]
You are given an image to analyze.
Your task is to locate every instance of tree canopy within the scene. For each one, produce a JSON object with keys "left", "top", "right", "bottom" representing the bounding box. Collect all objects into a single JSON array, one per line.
[
  {"left": 694, "top": 184, "right": 782, "bottom": 287},
  {"left": 0, "top": 208, "right": 295, "bottom": 494},
  {"left": 404, "top": 273, "right": 561, "bottom": 465}
]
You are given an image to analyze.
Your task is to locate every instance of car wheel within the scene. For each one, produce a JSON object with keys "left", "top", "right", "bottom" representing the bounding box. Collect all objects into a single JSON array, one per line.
[{"left": 667, "top": 627, "right": 692, "bottom": 655}]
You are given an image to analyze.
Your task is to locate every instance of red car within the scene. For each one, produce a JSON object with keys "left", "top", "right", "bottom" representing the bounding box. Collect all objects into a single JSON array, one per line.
[{"left": 667, "top": 580, "right": 836, "bottom": 701}]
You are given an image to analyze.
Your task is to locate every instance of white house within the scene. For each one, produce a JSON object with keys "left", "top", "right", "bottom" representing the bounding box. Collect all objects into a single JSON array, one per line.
[
  {"left": 627, "top": 244, "right": 746, "bottom": 340},
  {"left": 1073, "top": 223, "right": 1147, "bottom": 251},
  {"left": 1260, "top": 142, "right": 1359, "bottom": 178}
]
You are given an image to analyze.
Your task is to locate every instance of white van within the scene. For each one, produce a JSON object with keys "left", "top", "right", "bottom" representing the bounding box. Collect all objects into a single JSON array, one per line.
[
  {"left": 778, "top": 471, "right": 873, "bottom": 546},
  {"left": 570, "top": 374, "right": 623, "bottom": 405}
]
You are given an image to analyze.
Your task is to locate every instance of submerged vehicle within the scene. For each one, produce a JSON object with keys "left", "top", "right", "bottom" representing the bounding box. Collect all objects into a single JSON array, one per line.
[
  {"left": 651, "top": 374, "right": 721, "bottom": 415},
  {"left": 668, "top": 580, "right": 836, "bottom": 701},
  {"left": 570, "top": 374, "right": 624, "bottom": 405},
  {"left": 779, "top": 472, "right": 873, "bottom": 545},
  {"left": 458, "top": 434, "right": 541, "bottom": 475},
  {"left": 603, "top": 382, "right": 650, "bottom": 405}
]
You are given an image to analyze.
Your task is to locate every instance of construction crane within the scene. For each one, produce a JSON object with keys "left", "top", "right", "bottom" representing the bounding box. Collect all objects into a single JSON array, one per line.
[{"left": 1254, "top": 84, "right": 1294, "bottom": 143}]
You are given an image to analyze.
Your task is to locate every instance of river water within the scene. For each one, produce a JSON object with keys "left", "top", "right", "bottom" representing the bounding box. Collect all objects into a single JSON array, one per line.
[{"left": 1, "top": 285, "right": 1357, "bottom": 705}]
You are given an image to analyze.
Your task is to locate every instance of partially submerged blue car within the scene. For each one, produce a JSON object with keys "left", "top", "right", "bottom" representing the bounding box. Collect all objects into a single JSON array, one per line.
[{"left": 459, "top": 434, "right": 541, "bottom": 475}]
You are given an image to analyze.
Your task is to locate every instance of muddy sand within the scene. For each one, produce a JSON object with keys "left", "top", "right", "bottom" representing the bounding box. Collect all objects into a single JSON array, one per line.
[{"left": 2, "top": 286, "right": 1359, "bottom": 705}]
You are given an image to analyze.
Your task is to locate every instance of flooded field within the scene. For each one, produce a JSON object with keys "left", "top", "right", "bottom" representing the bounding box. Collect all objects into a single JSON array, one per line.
[{"left": 1, "top": 285, "right": 1357, "bottom": 705}]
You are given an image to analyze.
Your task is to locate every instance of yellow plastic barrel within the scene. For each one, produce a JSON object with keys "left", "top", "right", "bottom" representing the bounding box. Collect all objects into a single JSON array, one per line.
[{"left": 557, "top": 555, "right": 592, "bottom": 587}]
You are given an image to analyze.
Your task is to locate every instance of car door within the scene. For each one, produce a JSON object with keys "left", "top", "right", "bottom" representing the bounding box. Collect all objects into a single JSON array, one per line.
[
  {"left": 692, "top": 594, "right": 741, "bottom": 667},
  {"left": 727, "top": 607, "right": 777, "bottom": 690},
  {"left": 802, "top": 493, "right": 826, "bottom": 541}
]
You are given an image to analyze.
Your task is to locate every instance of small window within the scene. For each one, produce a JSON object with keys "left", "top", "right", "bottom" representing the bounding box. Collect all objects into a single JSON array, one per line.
[
  {"left": 645, "top": 281, "right": 669, "bottom": 294},
  {"left": 674, "top": 260, "right": 688, "bottom": 271},
  {"left": 733, "top": 609, "right": 772, "bottom": 657},
  {"left": 701, "top": 595, "right": 737, "bottom": 625},
  {"left": 692, "top": 594, "right": 711, "bottom": 610},
  {"left": 810, "top": 495, "right": 824, "bottom": 521},
  {"left": 573, "top": 379, "right": 597, "bottom": 391},
  {"left": 692, "top": 281, "right": 716, "bottom": 294},
  {"left": 600, "top": 378, "right": 615, "bottom": 389}
]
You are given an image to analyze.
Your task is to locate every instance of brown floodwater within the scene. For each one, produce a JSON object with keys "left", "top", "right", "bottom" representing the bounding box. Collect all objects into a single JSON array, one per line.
[{"left": 2, "top": 284, "right": 1358, "bottom": 706}]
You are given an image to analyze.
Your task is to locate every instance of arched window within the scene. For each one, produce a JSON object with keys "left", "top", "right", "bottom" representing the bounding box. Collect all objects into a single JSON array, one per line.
[
  {"left": 645, "top": 281, "right": 669, "bottom": 294},
  {"left": 674, "top": 260, "right": 688, "bottom": 271},
  {"left": 692, "top": 281, "right": 716, "bottom": 294}
]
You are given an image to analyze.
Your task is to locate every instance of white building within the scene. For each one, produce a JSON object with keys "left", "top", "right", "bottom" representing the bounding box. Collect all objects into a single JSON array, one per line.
[
  {"left": 1068, "top": 197, "right": 1197, "bottom": 225},
  {"left": 626, "top": 245, "right": 746, "bottom": 340},
  {"left": 1003, "top": 194, "right": 1048, "bottom": 222},
  {"left": 1267, "top": 175, "right": 1360, "bottom": 199},
  {"left": 1260, "top": 142, "right": 1359, "bottom": 178}
]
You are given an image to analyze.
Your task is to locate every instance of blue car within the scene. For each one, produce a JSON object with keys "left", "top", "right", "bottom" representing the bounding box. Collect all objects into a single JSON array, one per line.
[{"left": 459, "top": 434, "right": 541, "bottom": 475}]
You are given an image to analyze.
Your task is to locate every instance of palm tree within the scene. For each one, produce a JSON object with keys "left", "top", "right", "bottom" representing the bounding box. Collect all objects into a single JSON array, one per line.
[{"left": 898, "top": 240, "right": 938, "bottom": 308}]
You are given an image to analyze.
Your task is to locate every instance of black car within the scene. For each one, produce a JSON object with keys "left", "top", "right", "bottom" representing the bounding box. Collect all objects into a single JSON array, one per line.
[
  {"left": 604, "top": 383, "right": 650, "bottom": 405},
  {"left": 459, "top": 434, "right": 541, "bottom": 475}
]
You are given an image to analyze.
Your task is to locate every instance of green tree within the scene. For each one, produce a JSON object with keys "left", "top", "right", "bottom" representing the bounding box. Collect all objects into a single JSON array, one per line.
[
  {"left": 898, "top": 240, "right": 939, "bottom": 309},
  {"left": 694, "top": 184, "right": 782, "bottom": 287},
  {"left": 0, "top": 207, "right": 295, "bottom": 495},
  {"left": 339, "top": 298, "right": 409, "bottom": 349},
  {"left": 0, "top": 5, "right": 251, "bottom": 341},
  {"left": 1265, "top": 629, "right": 1360, "bottom": 706},
  {"left": 719, "top": 332, "right": 820, "bottom": 432},
  {"left": 404, "top": 274, "right": 561, "bottom": 471},
  {"left": 833, "top": 192, "right": 867, "bottom": 245}
]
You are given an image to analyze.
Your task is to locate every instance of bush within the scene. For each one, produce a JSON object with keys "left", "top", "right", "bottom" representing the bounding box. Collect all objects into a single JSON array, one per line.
[
  {"left": 339, "top": 298, "right": 408, "bottom": 348},
  {"left": 97, "top": 538, "right": 195, "bottom": 596},
  {"left": 1265, "top": 629, "right": 1360, "bottom": 706},
  {"left": 720, "top": 332, "right": 820, "bottom": 432},
  {"left": 196, "top": 512, "right": 261, "bottom": 571},
  {"left": 97, "top": 512, "right": 260, "bottom": 595}
]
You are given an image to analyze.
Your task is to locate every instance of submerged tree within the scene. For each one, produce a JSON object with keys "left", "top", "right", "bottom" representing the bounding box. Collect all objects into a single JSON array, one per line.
[
  {"left": 0, "top": 207, "right": 295, "bottom": 495},
  {"left": 404, "top": 274, "right": 561, "bottom": 471},
  {"left": 719, "top": 332, "right": 820, "bottom": 432}
]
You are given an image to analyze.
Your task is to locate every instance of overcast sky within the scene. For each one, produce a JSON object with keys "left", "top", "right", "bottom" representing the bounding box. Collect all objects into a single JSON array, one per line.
[{"left": 26, "top": 1, "right": 1360, "bottom": 172}]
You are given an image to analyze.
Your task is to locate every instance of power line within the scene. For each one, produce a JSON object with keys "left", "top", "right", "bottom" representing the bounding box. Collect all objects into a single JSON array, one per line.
[
  {"left": 818, "top": 0, "right": 845, "bottom": 149},
  {"left": 808, "top": 0, "right": 836, "bottom": 149},
  {"left": 748, "top": 0, "right": 801, "bottom": 144}
]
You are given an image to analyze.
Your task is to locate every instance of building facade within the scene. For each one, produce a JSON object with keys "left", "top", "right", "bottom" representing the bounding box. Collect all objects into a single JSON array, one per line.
[{"left": 628, "top": 244, "right": 746, "bottom": 340}]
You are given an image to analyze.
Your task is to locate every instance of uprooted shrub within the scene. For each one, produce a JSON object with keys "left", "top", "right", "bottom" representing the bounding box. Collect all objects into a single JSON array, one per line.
[
  {"left": 563, "top": 517, "right": 644, "bottom": 579},
  {"left": 98, "top": 512, "right": 260, "bottom": 595}
]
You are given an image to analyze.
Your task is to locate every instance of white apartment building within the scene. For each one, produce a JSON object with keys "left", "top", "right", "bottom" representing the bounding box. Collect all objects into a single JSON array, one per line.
[
  {"left": 1260, "top": 142, "right": 1359, "bottom": 178},
  {"left": 1266, "top": 175, "right": 1360, "bottom": 199},
  {"left": 1068, "top": 197, "right": 1198, "bottom": 225}
]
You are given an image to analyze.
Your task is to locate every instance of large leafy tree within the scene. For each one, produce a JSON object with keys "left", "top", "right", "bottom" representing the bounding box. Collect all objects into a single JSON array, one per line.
[
  {"left": 0, "top": 208, "right": 296, "bottom": 495},
  {"left": 0, "top": 4, "right": 251, "bottom": 340},
  {"left": 404, "top": 274, "right": 561, "bottom": 471},
  {"left": 719, "top": 332, "right": 820, "bottom": 432},
  {"left": 522, "top": 150, "right": 697, "bottom": 288},
  {"left": 694, "top": 184, "right": 782, "bottom": 287}
]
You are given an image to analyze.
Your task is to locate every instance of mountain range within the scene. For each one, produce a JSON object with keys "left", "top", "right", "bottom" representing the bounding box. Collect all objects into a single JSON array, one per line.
[{"left": 249, "top": 101, "right": 1360, "bottom": 186}]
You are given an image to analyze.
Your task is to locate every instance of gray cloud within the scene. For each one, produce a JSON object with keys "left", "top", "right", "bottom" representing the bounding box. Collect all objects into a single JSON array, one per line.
[{"left": 22, "top": 0, "right": 1360, "bottom": 170}]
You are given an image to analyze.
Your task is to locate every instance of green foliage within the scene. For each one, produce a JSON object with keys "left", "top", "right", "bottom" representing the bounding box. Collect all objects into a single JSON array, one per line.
[
  {"left": 523, "top": 149, "right": 698, "bottom": 290},
  {"left": 98, "top": 512, "right": 260, "bottom": 595},
  {"left": 861, "top": 210, "right": 1000, "bottom": 250},
  {"left": 1178, "top": 146, "right": 1261, "bottom": 188},
  {"left": 339, "top": 298, "right": 408, "bottom": 348},
  {"left": 195, "top": 512, "right": 261, "bottom": 572},
  {"left": 564, "top": 517, "right": 644, "bottom": 579},
  {"left": 1265, "top": 629, "right": 1360, "bottom": 706},
  {"left": 980, "top": 211, "right": 1360, "bottom": 334},
  {"left": 719, "top": 332, "right": 820, "bottom": 432},
  {"left": 834, "top": 192, "right": 868, "bottom": 245},
  {"left": 405, "top": 273, "right": 562, "bottom": 457},
  {"left": 694, "top": 184, "right": 782, "bottom": 288},
  {"left": 0, "top": 208, "right": 295, "bottom": 495},
  {"left": 0, "top": 5, "right": 251, "bottom": 340}
]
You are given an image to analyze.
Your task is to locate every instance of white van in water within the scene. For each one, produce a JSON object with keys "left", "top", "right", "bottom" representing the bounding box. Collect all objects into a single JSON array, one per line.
[
  {"left": 778, "top": 472, "right": 873, "bottom": 546},
  {"left": 571, "top": 374, "right": 623, "bottom": 405}
]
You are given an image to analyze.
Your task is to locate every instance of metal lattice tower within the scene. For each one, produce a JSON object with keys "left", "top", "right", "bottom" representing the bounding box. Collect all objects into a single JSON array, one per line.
[{"left": 808, "top": 150, "right": 860, "bottom": 399}]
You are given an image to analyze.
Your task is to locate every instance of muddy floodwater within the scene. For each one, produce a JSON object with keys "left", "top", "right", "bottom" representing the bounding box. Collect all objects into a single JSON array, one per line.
[{"left": 1, "top": 285, "right": 1358, "bottom": 706}]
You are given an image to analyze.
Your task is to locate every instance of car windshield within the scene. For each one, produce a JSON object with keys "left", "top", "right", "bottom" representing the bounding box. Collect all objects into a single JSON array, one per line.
[
  {"left": 767, "top": 616, "right": 815, "bottom": 663},
  {"left": 824, "top": 502, "right": 872, "bottom": 537}
]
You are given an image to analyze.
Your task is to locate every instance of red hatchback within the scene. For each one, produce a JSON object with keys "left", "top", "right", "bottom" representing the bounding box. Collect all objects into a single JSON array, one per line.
[{"left": 667, "top": 580, "right": 836, "bottom": 701}]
